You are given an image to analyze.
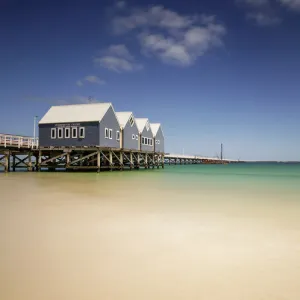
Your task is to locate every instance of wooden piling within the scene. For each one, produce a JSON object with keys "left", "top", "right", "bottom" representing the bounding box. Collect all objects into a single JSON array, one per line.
[
  {"left": 12, "top": 154, "right": 16, "bottom": 172},
  {"left": 96, "top": 150, "right": 100, "bottom": 172}
]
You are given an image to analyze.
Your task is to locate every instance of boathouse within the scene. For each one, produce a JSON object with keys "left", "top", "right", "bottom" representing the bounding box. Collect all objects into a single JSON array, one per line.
[
  {"left": 135, "top": 118, "right": 154, "bottom": 152},
  {"left": 38, "top": 103, "right": 120, "bottom": 148},
  {"left": 150, "top": 123, "right": 164, "bottom": 153},
  {"left": 115, "top": 112, "right": 139, "bottom": 151}
]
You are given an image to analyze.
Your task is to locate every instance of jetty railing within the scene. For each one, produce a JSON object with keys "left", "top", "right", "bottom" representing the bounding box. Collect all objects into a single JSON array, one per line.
[{"left": 0, "top": 133, "right": 39, "bottom": 149}]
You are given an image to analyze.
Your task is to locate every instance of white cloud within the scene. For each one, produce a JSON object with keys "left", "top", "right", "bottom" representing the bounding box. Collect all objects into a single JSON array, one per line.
[
  {"left": 279, "top": 0, "right": 300, "bottom": 11},
  {"left": 84, "top": 75, "right": 106, "bottom": 85},
  {"left": 139, "top": 22, "right": 226, "bottom": 67},
  {"left": 246, "top": 11, "right": 282, "bottom": 25},
  {"left": 139, "top": 34, "right": 193, "bottom": 66},
  {"left": 94, "top": 44, "right": 142, "bottom": 73},
  {"left": 77, "top": 75, "right": 106, "bottom": 86},
  {"left": 107, "top": 44, "right": 133, "bottom": 60},
  {"left": 113, "top": 5, "right": 197, "bottom": 34},
  {"left": 112, "top": 6, "right": 226, "bottom": 67}
]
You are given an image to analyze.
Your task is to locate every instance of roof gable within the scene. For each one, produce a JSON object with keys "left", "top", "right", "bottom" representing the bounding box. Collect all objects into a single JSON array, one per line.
[
  {"left": 135, "top": 118, "right": 151, "bottom": 134},
  {"left": 39, "top": 103, "right": 113, "bottom": 124},
  {"left": 150, "top": 123, "right": 164, "bottom": 137},
  {"left": 116, "top": 112, "right": 134, "bottom": 129}
]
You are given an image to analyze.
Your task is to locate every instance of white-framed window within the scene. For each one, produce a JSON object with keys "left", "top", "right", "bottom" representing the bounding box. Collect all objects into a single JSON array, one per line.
[
  {"left": 57, "top": 127, "right": 63, "bottom": 139},
  {"left": 79, "top": 127, "right": 85, "bottom": 138},
  {"left": 65, "top": 127, "right": 70, "bottom": 139},
  {"left": 142, "top": 137, "right": 145, "bottom": 145},
  {"left": 145, "top": 138, "right": 148, "bottom": 145},
  {"left": 132, "top": 134, "right": 135, "bottom": 140},
  {"left": 51, "top": 128, "right": 56, "bottom": 139},
  {"left": 136, "top": 135, "right": 138, "bottom": 140},
  {"left": 157, "top": 140, "right": 160, "bottom": 145},
  {"left": 105, "top": 128, "right": 109, "bottom": 139},
  {"left": 109, "top": 129, "right": 112, "bottom": 139},
  {"left": 129, "top": 116, "right": 134, "bottom": 127},
  {"left": 72, "top": 127, "right": 77, "bottom": 138},
  {"left": 149, "top": 138, "right": 152, "bottom": 146},
  {"left": 116, "top": 131, "right": 120, "bottom": 141}
]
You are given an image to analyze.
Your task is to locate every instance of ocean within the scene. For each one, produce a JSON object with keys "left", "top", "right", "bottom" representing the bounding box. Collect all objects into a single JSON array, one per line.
[{"left": 1, "top": 163, "right": 300, "bottom": 300}]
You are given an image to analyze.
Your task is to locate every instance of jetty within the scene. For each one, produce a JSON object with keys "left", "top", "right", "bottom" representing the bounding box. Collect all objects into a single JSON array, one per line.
[{"left": 0, "top": 133, "right": 239, "bottom": 172}]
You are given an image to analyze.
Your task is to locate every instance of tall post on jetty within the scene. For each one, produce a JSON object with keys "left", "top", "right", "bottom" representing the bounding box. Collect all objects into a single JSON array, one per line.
[{"left": 221, "top": 143, "right": 223, "bottom": 162}]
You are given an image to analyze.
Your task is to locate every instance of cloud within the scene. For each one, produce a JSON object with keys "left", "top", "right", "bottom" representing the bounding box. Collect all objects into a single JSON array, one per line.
[
  {"left": 76, "top": 80, "right": 84, "bottom": 87},
  {"left": 237, "top": 0, "right": 283, "bottom": 26},
  {"left": 139, "top": 23, "right": 225, "bottom": 66},
  {"left": 115, "top": 1, "right": 126, "bottom": 9},
  {"left": 25, "top": 95, "right": 102, "bottom": 105},
  {"left": 112, "top": 5, "right": 196, "bottom": 34},
  {"left": 94, "top": 44, "right": 142, "bottom": 73},
  {"left": 139, "top": 34, "right": 193, "bottom": 66},
  {"left": 246, "top": 11, "right": 282, "bottom": 25},
  {"left": 84, "top": 75, "right": 106, "bottom": 85},
  {"left": 76, "top": 75, "right": 106, "bottom": 86},
  {"left": 279, "top": 0, "right": 300, "bottom": 11},
  {"left": 239, "top": 0, "right": 300, "bottom": 13},
  {"left": 111, "top": 6, "right": 226, "bottom": 67},
  {"left": 106, "top": 44, "right": 133, "bottom": 60}
]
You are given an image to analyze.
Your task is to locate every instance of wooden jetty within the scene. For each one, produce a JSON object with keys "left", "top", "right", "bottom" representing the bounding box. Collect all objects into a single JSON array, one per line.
[
  {"left": 1, "top": 133, "right": 239, "bottom": 173},
  {"left": 0, "top": 133, "right": 164, "bottom": 172},
  {"left": 164, "top": 154, "right": 239, "bottom": 165}
]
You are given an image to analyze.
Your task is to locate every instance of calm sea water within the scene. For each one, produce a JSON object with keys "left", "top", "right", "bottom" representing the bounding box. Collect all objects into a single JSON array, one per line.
[{"left": 1, "top": 163, "right": 300, "bottom": 300}]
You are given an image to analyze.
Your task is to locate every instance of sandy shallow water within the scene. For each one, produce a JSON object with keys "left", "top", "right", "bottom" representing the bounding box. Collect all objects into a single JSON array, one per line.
[{"left": 1, "top": 169, "right": 300, "bottom": 300}]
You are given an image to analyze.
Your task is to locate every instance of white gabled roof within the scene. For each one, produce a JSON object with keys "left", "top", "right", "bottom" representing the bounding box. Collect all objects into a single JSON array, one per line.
[
  {"left": 135, "top": 118, "right": 150, "bottom": 134},
  {"left": 39, "top": 103, "right": 113, "bottom": 124},
  {"left": 115, "top": 112, "right": 133, "bottom": 129},
  {"left": 150, "top": 123, "right": 162, "bottom": 137}
]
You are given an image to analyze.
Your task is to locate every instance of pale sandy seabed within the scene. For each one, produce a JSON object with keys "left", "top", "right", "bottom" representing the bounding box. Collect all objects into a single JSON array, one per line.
[{"left": 0, "top": 172, "right": 300, "bottom": 300}]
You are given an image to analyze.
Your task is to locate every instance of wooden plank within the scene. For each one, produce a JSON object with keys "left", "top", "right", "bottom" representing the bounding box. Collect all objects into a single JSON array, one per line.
[
  {"left": 70, "top": 151, "right": 98, "bottom": 165},
  {"left": 100, "top": 151, "right": 110, "bottom": 164},
  {"left": 112, "top": 151, "right": 121, "bottom": 163},
  {"left": 41, "top": 153, "right": 67, "bottom": 165}
]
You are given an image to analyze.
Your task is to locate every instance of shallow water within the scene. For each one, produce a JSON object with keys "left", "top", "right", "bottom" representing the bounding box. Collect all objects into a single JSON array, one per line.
[{"left": 1, "top": 164, "right": 300, "bottom": 300}]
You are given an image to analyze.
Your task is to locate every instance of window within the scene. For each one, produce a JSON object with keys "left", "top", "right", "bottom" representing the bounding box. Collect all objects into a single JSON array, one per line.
[
  {"left": 79, "top": 127, "right": 85, "bottom": 139},
  {"left": 51, "top": 128, "right": 56, "bottom": 139},
  {"left": 142, "top": 137, "right": 145, "bottom": 145},
  {"left": 129, "top": 116, "right": 134, "bottom": 127},
  {"left": 57, "top": 127, "right": 63, "bottom": 139},
  {"left": 145, "top": 121, "right": 150, "bottom": 131},
  {"left": 72, "top": 127, "right": 77, "bottom": 138},
  {"left": 157, "top": 140, "right": 160, "bottom": 145},
  {"left": 65, "top": 127, "right": 70, "bottom": 139},
  {"left": 136, "top": 135, "right": 138, "bottom": 140},
  {"left": 105, "top": 128, "right": 109, "bottom": 139},
  {"left": 109, "top": 129, "right": 112, "bottom": 139},
  {"left": 145, "top": 138, "right": 148, "bottom": 145},
  {"left": 149, "top": 138, "right": 152, "bottom": 146},
  {"left": 132, "top": 134, "right": 135, "bottom": 140},
  {"left": 116, "top": 131, "right": 120, "bottom": 141}
]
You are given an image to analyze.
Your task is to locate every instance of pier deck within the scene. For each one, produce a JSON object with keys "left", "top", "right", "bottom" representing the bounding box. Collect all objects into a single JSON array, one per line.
[{"left": 1, "top": 133, "right": 240, "bottom": 172}]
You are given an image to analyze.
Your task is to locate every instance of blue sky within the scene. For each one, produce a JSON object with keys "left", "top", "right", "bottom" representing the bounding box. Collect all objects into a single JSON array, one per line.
[{"left": 1, "top": 0, "right": 300, "bottom": 161}]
